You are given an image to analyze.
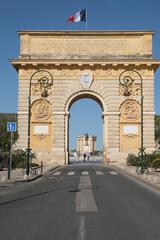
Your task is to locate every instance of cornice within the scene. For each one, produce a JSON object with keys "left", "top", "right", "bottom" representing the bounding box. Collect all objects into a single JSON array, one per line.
[
  {"left": 10, "top": 58, "right": 160, "bottom": 71},
  {"left": 17, "top": 30, "right": 155, "bottom": 36}
]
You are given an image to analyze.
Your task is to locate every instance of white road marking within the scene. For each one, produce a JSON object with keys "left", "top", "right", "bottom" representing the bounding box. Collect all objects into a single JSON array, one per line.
[
  {"left": 52, "top": 171, "right": 62, "bottom": 176},
  {"left": 67, "top": 171, "right": 75, "bottom": 176},
  {"left": 82, "top": 171, "right": 89, "bottom": 175},
  {"left": 109, "top": 171, "right": 119, "bottom": 175},
  {"left": 76, "top": 176, "right": 98, "bottom": 212},
  {"left": 96, "top": 171, "right": 104, "bottom": 175},
  {"left": 77, "top": 216, "right": 86, "bottom": 240}
]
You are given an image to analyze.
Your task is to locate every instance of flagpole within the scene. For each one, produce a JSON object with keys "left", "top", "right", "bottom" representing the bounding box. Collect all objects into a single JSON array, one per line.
[{"left": 85, "top": 8, "right": 87, "bottom": 31}]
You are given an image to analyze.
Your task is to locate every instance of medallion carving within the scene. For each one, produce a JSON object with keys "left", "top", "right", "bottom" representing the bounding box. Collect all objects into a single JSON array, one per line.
[
  {"left": 121, "top": 100, "right": 140, "bottom": 121},
  {"left": 31, "top": 99, "right": 52, "bottom": 121}
]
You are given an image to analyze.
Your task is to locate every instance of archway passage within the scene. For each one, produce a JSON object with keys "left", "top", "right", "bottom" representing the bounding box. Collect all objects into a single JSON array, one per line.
[{"left": 68, "top": 96, "right": 103, "bottom": 165}]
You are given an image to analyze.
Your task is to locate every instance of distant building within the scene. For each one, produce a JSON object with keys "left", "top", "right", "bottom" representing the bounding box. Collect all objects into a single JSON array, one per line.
[{"left": 77, "top": 134, "right": 96, "bottom": 154}]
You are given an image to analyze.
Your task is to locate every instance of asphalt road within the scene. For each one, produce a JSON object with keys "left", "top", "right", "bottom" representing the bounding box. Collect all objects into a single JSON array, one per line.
[{"left": 0, "top": 164, "right": 160, "bottom": 240}]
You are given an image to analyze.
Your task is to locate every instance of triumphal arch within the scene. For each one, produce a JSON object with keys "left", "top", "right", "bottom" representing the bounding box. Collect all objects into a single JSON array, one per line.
[{"left": 11, "top": 31, "right": 160, "bottom": 165}]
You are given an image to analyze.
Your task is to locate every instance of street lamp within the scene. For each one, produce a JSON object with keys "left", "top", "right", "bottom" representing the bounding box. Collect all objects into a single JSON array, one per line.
[
  {"left": 26, "top": 69, "right": 53, "bottom": 176},
  {"left": 119, "top": 69, "right": 145, "bottom": 174}
]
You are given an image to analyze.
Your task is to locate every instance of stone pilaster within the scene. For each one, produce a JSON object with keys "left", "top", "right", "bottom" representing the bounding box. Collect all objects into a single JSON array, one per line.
[{"left": 52, "top": 111, "right": 66, "bottom": 165}]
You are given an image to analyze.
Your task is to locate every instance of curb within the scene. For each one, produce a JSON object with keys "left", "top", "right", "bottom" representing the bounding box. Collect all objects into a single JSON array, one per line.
[{"left": 0, "top": 166, "right": 60, "bottom": 185}]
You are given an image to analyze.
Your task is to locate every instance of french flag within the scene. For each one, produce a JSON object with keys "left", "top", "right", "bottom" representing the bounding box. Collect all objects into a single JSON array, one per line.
[{"left": 68, "top": 9, "right": 86, "bottom": 22}]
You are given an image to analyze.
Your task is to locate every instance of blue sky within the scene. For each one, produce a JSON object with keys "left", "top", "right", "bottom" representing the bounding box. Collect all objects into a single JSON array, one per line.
[
  {"left": 69, "top": 99, "right": 103, "bottom": 150},
  {"left": 0, "top": 0, "right": 160, "bottom": 149}
]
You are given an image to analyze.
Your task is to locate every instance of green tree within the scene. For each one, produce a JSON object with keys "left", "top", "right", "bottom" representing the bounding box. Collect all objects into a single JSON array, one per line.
[
  {"left": 0, "top": 113, "right": 18, "bottom": 153},
  {"left": 155, "top": 115, "right": 160, "bottom": 144}
]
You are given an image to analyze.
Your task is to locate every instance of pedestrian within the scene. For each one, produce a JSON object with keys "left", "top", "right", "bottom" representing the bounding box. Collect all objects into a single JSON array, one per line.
[
  {"left": 107, "top": 157, "right": 110, "bottom": 165},
  {"left": 83, "top": 153, "right": 86, "bottom": 162}
]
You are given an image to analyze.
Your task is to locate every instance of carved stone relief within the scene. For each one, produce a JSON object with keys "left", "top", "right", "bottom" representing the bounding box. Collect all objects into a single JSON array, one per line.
[
  {"left": 31, "top": 83, "right": 43, "bottom": 95},
  {"left": 32, "top": 83, "right": 52, "bottom": 96},
  {"left": 121, "top": 99, "right": 140, "bottom": 121},
  {"left": 120, "top": 83, "right": 141, "bottom": 96},
  {"left": 80, "top": 71, "right": 93, "bottom": 88},
  {"left": 23, "top": 67, "right": 116, "bottom": 81},
  {"left": 31, "top": 99, "right": 52, "bottom": 121}
]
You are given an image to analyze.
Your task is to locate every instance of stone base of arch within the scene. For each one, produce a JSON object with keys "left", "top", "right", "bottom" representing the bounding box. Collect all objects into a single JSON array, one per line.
[{"left": 34, "top": 150, "right": 67, "bottom": 166}]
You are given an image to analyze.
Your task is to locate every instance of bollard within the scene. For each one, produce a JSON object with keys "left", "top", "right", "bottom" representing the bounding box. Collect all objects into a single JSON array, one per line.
[
  {"left": 147, "top": 175, "right": 152, "bottom": 182},
  {"left": 152, "top": 176, "right": 157, "bottom": 183},
  {"left": 2, "top": 176, "right": 6, "bottom": 182},
  {"left": 23, "top": 174, "right": 27, "bottom": 180}
]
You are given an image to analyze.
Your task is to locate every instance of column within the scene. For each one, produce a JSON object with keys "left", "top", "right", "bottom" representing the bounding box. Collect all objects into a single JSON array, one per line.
[{"left": 52, "top": 111, "right": 66, "bottom": 165}]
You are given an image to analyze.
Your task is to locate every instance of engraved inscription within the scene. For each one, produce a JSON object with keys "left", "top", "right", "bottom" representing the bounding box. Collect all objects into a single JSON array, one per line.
[
  {"left": 123, "top": 125, "right": 138, "bottom": 135},
  {"left": 29, "top": 37, "right": 142, "bottom": 57}
]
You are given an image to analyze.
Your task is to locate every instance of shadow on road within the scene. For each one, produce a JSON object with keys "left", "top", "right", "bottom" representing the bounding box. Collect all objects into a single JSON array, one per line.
[{"left": 0, "top": 183, "right": 100, "bottom": 206}]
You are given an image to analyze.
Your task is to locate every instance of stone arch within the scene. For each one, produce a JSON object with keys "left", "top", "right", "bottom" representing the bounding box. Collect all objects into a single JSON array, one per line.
[{"left": 65, "top": 90, "right": 106, "bottom": 113}]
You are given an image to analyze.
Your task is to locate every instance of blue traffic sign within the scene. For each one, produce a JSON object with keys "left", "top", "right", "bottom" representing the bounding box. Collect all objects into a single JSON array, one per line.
[{"left": 7, "top": 122, "right": 17, "bottom": 132}]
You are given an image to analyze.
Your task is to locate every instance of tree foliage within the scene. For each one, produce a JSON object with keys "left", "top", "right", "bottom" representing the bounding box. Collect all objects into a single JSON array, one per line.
[
  {"left": 0, "top": 113, "right": 18, "bottom": 153},
  {"left": 155, "top": 115, "right": 160, "bottom": 144},
  {"left": 12, "top": 149, "right": 37, "bottom": 168},
  {"left": 127, "top": 151, "right": 160, "bottom": 168}
]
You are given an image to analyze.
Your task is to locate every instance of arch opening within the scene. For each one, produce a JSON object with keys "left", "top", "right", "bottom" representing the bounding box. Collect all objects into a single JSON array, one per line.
[{"left": 67, "top": 94, "right": 104, "bottom": 165}]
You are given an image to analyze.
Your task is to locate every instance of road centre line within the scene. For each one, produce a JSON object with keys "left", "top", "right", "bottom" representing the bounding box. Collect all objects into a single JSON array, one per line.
[
  {"left": 76, "top": 176, "right": 98, "bottom": 212},
  {"left": 77, "top": 216, "right": 86, "bottom": 240}
]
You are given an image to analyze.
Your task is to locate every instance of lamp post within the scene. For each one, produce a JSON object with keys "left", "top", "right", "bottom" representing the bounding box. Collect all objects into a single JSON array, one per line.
[
  {"left": 119, "top": 69, "right": 145, "bottom": 174},
  {"left": 26, "top": 70, "right": 53, "bottom": 176}
]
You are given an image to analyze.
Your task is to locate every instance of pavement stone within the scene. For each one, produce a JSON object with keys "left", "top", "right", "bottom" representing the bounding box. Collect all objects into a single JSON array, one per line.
[{"left": 0, "top": 165, "right": 59, "bottom": 185}]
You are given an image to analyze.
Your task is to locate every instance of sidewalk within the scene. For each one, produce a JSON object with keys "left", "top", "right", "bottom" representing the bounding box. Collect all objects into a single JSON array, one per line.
[
  {"left": 112, "top": 162, "right": 160, "bottom": 190},
  {"left": 0, "top": 165, "right": 59, "bottom": 185}
]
